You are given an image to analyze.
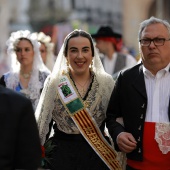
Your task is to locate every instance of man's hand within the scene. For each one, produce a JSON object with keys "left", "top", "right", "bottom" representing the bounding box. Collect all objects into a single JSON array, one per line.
[{"left": 117, "top": 132, "right": 137, "bottom": 153}]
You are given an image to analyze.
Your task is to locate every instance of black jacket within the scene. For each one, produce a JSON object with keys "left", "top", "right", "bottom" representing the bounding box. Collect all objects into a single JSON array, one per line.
[
  {"left": 0, "top": 85, "right": 41, "bottom": 169},
  {"left": 106, "top": 63, "right": 170, "bottom": 161}
]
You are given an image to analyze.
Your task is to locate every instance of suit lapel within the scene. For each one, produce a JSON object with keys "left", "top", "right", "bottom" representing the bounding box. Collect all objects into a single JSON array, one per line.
[{"left": 132, "top": 65, "right": 147, "bottom": 99}]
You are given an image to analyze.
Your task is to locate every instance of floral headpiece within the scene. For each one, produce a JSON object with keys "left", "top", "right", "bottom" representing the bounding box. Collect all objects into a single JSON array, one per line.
[
  {"left": 32, "top": 32, "right": 55, "bottom": 71},
  {"left": 33, "top": 32, "right": 54, "bottom": 52},
  {"left": 6, "top": 30, "right": 40, "bottom": 55}
]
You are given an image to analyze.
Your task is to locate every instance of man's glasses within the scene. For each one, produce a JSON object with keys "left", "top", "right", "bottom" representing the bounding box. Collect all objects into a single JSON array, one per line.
[{"left": 139, "top": 38, "right": 170, "bottom": 46}]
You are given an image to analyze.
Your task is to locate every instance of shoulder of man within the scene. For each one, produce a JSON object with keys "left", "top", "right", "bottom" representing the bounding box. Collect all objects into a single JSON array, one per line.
[{"left": 117, "top": 62, "right": 142, "bottom": 79}]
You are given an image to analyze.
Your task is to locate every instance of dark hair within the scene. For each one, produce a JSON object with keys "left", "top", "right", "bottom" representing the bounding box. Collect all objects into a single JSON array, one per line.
[
  {"left": 63, "top": 29, "right": 95, "bottom": 57},
  {"left": 14, "top": 37, "right": 33, "bottom": 51}
]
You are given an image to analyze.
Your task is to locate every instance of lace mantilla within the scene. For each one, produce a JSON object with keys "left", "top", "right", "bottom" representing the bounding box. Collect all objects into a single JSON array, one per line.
[
  {"left": 52, "top": 72, "right": 113, "bottom": 134},
  {"left": 32, "top": 32, "right": 55, "bottom": 71},
  {"left": 155, "top": 122, "right": 170, "bottom": 154},
  {"left": 4, "top": 30, "right": 50, "bottom": 110},
  {"left": 4, "top": 71, "right": 49, "bottom": 110}
]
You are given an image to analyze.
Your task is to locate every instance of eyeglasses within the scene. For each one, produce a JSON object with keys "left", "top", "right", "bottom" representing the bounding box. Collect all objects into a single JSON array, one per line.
[{"left": 139, "top": 38, "right": 170, "bottom": 46}]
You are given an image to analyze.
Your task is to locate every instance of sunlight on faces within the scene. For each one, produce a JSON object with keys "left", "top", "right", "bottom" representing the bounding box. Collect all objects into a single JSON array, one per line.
[
  {"left": 66, "top": 36, "right": 93, "bottom": 76},
  {"left": 15, "top": 39, "right": 34, "bottom": 67},
  {"left": 140, "top": 23, "right": 170, "bottom": 71}
]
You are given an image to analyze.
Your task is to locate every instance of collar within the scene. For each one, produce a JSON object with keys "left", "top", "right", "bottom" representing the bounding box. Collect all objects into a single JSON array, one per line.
[{"left": 143, "top": 63, "right": 170, "bottom": 79}]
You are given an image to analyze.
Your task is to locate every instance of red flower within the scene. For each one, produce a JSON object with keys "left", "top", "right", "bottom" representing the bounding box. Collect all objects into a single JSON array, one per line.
[{"left": 41, "top": 145, "right": 45, "bottom": 158}]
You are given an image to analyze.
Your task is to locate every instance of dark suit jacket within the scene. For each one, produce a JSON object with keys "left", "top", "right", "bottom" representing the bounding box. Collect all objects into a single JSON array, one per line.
[
  {"left": 0, "top": 85, "right": 41, "bottom": 169},
  {"left": 106, "top": 63, "right": 170, "bottom": 161}
]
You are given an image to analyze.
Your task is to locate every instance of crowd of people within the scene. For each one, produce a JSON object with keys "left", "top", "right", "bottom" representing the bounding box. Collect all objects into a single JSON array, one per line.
[{"left": 1, "top": 16, "right": 170, "bottom": 170}]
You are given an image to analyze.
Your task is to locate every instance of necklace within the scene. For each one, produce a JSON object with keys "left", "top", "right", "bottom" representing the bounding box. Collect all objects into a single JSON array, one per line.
[
  {"left": 20, "top": 71, "right": 32, "bottom": 79},
  {"left": 75, "top": 78, "right": 90, "bottom": 97}
]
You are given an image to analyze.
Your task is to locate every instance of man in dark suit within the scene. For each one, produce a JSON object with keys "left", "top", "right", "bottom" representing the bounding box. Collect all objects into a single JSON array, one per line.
[
  {"left": 106, "top": 17, "right": 170, "bottom": 169},
  {"left": 0, "top": 85, "right": 41, "bottom": 169}
]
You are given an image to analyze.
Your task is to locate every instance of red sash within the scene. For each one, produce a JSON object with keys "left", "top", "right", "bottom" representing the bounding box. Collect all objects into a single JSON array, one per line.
[{"left": 127, "top": 122, "right": 170, "bottom": 170}]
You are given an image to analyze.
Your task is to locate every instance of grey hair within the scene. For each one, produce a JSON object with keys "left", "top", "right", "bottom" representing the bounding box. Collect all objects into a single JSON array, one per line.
[{"left": 138, "top": 16, "right": 170, "bottom": 40}]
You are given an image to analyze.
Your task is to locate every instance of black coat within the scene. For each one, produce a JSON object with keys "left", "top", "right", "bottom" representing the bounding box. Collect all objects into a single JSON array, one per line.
[
  {"left": 106, "top": 63, "right": 170, "bottom": 161},
  {"left": 0, "top": 85, "right": 41, "bottom": 169}
]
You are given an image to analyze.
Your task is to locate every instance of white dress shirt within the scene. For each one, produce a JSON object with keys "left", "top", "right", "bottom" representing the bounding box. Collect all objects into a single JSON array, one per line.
[{"left": 143, "top": 63, "right": 170, "bottom": 123}]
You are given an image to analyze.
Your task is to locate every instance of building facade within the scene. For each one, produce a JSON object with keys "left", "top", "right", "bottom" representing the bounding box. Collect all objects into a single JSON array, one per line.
[{"left": 1, "top": 0, "right": 170, "bottom": 60}]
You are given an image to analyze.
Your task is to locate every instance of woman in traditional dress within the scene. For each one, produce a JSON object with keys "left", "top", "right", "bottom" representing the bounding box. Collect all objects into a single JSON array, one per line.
[
  {"left": 0, "top": 30, "right": 50, "bottom": 110},
  {"left": 35, "top": 29, "right": 121, "bottom": 170}
]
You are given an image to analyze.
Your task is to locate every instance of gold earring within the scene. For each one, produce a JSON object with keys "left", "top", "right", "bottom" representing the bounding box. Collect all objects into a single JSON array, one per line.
[
  {"left": 90, "top": 60, "right": 93, "bottom": 71},
  {"left": 66, "top": 60, "right": 70, "bottom": 72},
  {"left": 66, "top": 60, "right": 69, "bottom": 66}
]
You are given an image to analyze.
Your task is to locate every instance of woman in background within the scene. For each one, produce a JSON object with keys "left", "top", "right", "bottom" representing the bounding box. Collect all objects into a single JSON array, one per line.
[
  {"left": 34, "top": 31, "right": 55, "bottom": 71},
  {"left": 0, "top": 30, "right": 50, "bottom": 110}
]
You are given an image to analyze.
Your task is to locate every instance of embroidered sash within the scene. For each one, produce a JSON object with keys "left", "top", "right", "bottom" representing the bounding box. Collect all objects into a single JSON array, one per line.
[{"left": 57, "top": 73, "right": 121, "bottom": 170}]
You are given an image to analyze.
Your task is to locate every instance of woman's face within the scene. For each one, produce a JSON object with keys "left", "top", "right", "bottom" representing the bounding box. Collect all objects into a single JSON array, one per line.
[
  {"left": 15, "top": 39, "right": 34, "bottom": 67},
  {"left": 39, "top": 43, "right": 47, "bottom": 64},
  {"left": 66, "top": 36, "right": 93, "bottom": 76}
]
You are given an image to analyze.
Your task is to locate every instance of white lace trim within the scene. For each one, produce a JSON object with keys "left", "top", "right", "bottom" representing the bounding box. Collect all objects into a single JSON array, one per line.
[
  {"left": 4, "top": 71, "right": 49, "bottom": 110},
  {"left": 6, "top": 30, "right": 50, "bottom": 73},
  {"left": 32, "top": 32, "right": 55, "bottom": 71},
  {"left": 155, "top": 122, "right": 170, "bottom": 154}
]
